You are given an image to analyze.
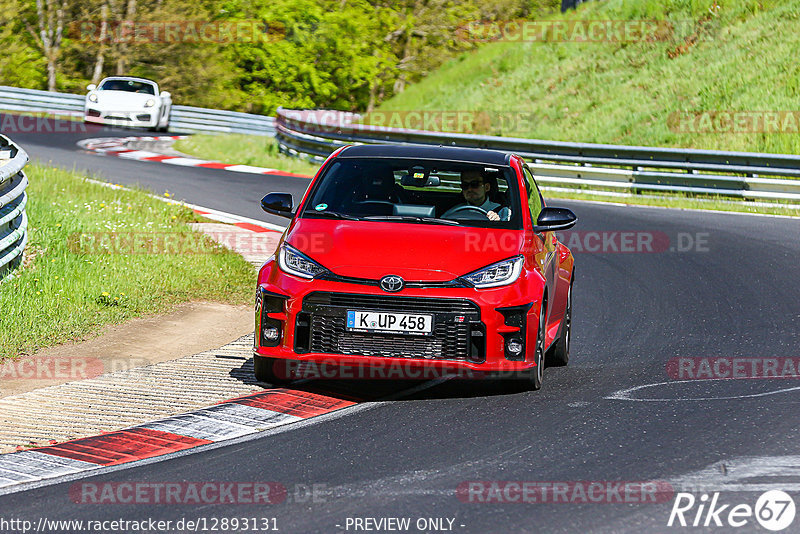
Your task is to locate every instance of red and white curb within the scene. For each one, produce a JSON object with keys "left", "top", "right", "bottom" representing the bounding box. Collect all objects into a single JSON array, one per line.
[
  {"left": 77, "top": 136, "right": 313, "bottom": 178},
  {"left": 0, "top": 388, "right": 356, "bottom": 490},
  {"left": 190, "top": 205, "right": 285, "bottom": 234}
]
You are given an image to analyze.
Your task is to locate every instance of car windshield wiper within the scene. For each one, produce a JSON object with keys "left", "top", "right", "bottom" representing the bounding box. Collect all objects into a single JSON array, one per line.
[
  {"left": 309, "top": 210, "right": 361, "bottom": 221},
  {"left": 420, "top": 217, "right": 460, "bottom": 226},
  {"left": 362, "top": 215, "right": 460, "bottom": 226}
]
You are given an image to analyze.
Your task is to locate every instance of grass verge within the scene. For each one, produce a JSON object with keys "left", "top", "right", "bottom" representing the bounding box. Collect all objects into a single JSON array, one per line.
[
  {"left": 0, "top": 164, "right": 256, "bottom": 359},
  {"left": 174, "top": 134, "right": 320, "bottom": 177},
  {"left": 544, "top": 189, "right": 800, "bottom": 217}
]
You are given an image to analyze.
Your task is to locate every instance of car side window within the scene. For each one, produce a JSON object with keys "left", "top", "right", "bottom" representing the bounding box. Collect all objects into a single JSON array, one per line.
[{"left": 523, "top": 166, "right": 543, "bottom": 223}]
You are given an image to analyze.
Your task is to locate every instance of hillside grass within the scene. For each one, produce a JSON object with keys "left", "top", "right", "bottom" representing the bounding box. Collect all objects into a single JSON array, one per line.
[
  {"left": 378, "top": 0, "right": 800, "bottom": 155},
  {"left": 0, "top": 165, "right": 255, "bottom": 358}
]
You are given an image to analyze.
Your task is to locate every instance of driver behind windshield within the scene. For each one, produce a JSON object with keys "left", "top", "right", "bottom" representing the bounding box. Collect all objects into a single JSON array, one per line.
[{"left": 456, "top": 169, "right": 510, "bottom": 221}]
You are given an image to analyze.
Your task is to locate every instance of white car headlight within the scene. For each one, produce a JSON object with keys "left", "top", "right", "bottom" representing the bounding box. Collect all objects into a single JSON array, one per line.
[
  {"left": 278, "top": 244, "right": 328, "bottom": 279},
  {"left": 461, "top": 256, "right": 524, "bottom": 288},
  {"left": 144, "top": 98, "right": 156, "bottom": 108},
  {"left": 88, "top": 94, "right": 98, "bottom": 102}
]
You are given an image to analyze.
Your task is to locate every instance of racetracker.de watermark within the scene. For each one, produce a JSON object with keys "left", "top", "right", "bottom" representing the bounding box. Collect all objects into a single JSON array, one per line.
[
  {"left": 69, "top": 482, "right": 286, "bottom": 504},
  {"left": 667, "top": 357, "right": 800, "bottom": 380},
  {"left": 271, "top": 360, "right": 524, "bottom": 381},
  {"left": 283, "top": 109, "right": 542, "bottom": 135},
  {"left": 462, "top": 231, "right": 710, "bottom": 254},
  {"left": 456, "top": 481, "right": 674, "bottom": 504},
  {"left": 456, "top": 19, "right": 701, "bottom": 43},
  {"left": 0, "top": 113, "right": 97, "bottom": 134},
  {"left": 69, "top": 482, "right": 329, "bottom": 504},
  {"left": 669, "top": 111, "right": 800, "bottom": 134},
  {"left": 68, "top": 20, "right": 284, "bottom": 44},
  {"left": 67, "top": 231, "right": 283, "bottom": 256},
  {"left": 0, "top": 356, "right": 154, "bottom": 381}
]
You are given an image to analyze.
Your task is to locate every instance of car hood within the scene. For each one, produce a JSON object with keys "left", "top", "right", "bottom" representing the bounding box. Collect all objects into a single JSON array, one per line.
[
  {"left": 286, "top": 218, "right": 524, "bottom": 281},
  {"left": 91, "top": 91, "right": 157, "bottom": 110}
]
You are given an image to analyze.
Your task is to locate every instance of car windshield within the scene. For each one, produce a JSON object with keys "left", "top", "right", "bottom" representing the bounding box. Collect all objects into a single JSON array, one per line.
[
  {"left": 99, "top": 79, "right": 156, "bottom": 95},
  {"left": 301, "top": 157, "right": 523, "bottom": 229}
]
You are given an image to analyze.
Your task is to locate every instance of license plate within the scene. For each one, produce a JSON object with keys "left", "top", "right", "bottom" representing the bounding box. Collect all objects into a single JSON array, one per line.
[{"left": 346, "top": 310, "right": 433, "bottom": 335}]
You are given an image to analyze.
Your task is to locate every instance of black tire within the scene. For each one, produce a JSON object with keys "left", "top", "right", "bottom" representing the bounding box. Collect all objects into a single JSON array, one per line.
[
  {"left": 253, "top": 355, "right": 292, "bottom": 385},
  {"left": 546, "top": 282, "right": 572, "bottom": 367},
  {"left": 521, "top": 302, "right": 546, "bottom": 390}
]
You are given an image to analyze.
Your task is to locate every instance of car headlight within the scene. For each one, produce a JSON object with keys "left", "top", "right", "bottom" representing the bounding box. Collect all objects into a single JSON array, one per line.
[
  {"left": 278, "top": 244, "right": 328, "bottom": 279},
  {"left": 88, "top": 94, "right": 98, "bottom": 103},
  {"left": 461, "top": 256, "right": 524, "bottom": 288},
  {"left": 144, "top": 98, "right": 156, "bottom": 108}
]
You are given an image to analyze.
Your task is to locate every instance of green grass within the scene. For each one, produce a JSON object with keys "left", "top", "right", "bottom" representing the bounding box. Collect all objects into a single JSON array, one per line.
[
  {"left": 377, "top": 0, "right": 800, "bottom": 155},
  {"left": 0, "top": 164, "right": 256, "bottom": 358},
  {"left": 174, "top": 134, "right": 321, "bottom": 177},
  {"left": 543, "top": 189, "right": 800, "bottom": 217}
]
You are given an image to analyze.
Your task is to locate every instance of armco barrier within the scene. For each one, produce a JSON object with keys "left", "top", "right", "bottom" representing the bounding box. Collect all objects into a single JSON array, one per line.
[
  {"left": 274, "top": 108, "right": 800, "bottom": 204},
  {"left": 0, "top": 135, "right": 29, "bottom": 276},
  {"left": 0, "top": 86, "right": 275, "bottom": 136}
]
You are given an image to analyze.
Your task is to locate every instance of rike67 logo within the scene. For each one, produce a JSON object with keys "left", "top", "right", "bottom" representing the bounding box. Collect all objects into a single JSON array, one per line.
[{"left": 668, "top": 491, "right": 796, "bottom": 531}]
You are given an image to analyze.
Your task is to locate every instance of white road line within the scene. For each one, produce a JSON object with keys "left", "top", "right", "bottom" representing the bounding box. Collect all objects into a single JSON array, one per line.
[
  {"left": 116, "top": 150, "right": 162, "bottom": 160},
  {"left": 605, "top": 378, "right": 800, "bottom": 402},
  {"left": 670, "top": 455, "right": 800, "bottom": 492},
  {"left": 159, "top": 157, "right": 210, "bottom": 166},
  {"left": 226, "top": 164, "right": 279, "bottom": 174}
]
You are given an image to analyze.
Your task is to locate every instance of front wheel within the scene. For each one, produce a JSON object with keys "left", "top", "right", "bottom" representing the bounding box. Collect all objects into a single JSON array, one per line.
[
  {"left": 546, "top": 283, "right": 572, "bottom": 367},
  {"left": 521, "top": 303, "right": 546, "bottom": 390}
]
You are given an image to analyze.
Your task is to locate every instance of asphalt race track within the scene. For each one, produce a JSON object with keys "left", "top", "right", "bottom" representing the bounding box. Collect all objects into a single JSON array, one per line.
[{"left": 2, "top": 114, "right": 800, "bottom": 532}]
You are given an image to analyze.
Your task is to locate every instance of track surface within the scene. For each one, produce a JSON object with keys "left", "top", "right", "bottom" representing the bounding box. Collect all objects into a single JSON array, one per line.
[{"left": 2, "top": 115, "right": 800, "bottom": 533}]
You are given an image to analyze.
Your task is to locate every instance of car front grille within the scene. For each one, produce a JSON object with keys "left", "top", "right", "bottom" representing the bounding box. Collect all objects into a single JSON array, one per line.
[
  {"left": 297, "top": 292, "right": 485, "bottom": 362},
  {"left": 304, "top": 292, "right": 477, "bottom": 314}
]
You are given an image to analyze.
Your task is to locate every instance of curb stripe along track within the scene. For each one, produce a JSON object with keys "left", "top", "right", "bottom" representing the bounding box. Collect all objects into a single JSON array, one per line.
[
  {"left": 77, "top": 136, "right": 312, "bottom": 178},
  {"left": 0, "top": 386, "right": 357, "bottom": 490}
]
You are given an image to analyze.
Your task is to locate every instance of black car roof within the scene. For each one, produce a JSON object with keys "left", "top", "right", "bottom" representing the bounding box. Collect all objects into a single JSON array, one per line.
[{"left": 337, "top": 144, "right": 512, "bottom": 165}]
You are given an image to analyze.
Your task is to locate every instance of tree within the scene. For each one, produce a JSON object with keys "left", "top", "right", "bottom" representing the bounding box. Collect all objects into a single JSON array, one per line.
[
  {"left": 28, "top": 0, "right": 69, "bottom": 91},
  {"left": 0, "top": 0, "right": 47, "bottom": 88}
]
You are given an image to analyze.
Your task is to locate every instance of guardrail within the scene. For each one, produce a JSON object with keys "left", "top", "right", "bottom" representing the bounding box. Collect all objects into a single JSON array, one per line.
[
  {"left": 0, "top": 135, "right": 29, "bottom": 277},
  {"left": 0, "top": 86, "right": 275, "bottom": 136},
  {"left": 169, "top": 105, "right": 275, "bottom": 135},
  {"left": 275, "top": 108, "right": 800, "bottom": 204}
]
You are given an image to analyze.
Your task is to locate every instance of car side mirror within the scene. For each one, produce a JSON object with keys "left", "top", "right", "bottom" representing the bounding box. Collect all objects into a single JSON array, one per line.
[
  {"left": 160, "top": 91, "right": 171, "bottom": 99},
  {"left": 533, "top": 207, "right": 577, "bottom": 232},
  {"left": 86, "top": 84, "right": 96, "bottom": 91},
  {"left": 261, "top": 193, "right": 294, "bottom": 218}
]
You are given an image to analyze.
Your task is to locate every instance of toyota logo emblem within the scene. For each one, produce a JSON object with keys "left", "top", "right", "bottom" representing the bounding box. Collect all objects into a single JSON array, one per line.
[{"left": 379, "top": 275, "right": 404, "bottom": 292}]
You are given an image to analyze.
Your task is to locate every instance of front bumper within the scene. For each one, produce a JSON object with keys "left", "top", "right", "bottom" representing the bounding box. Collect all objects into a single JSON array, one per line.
[
  {"left": 85, "top": 108, "right": 157, "bottom": 128},
  {"left": 254, "top": 262, "right": 541, "bottom": 373}
]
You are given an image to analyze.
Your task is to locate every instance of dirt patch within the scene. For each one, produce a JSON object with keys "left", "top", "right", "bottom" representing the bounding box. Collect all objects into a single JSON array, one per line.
[{"left": 0, "top": 301, "right": 253, "bottom": 399}]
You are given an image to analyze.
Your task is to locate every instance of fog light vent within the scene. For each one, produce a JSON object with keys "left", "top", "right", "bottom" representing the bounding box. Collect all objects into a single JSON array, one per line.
[{"left": 497, "top": 303, "right": 533, "bottom": 362}]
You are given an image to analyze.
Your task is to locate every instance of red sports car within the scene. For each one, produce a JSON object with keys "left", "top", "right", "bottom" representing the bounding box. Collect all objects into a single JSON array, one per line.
[{"left": 254, "top": 144, "right": 576, "bottom": 389}]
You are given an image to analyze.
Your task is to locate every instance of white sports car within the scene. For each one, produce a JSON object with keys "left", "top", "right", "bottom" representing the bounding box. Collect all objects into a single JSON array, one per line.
[{"left": 84, "top": 76, "right": 172, "bottom": 131}]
